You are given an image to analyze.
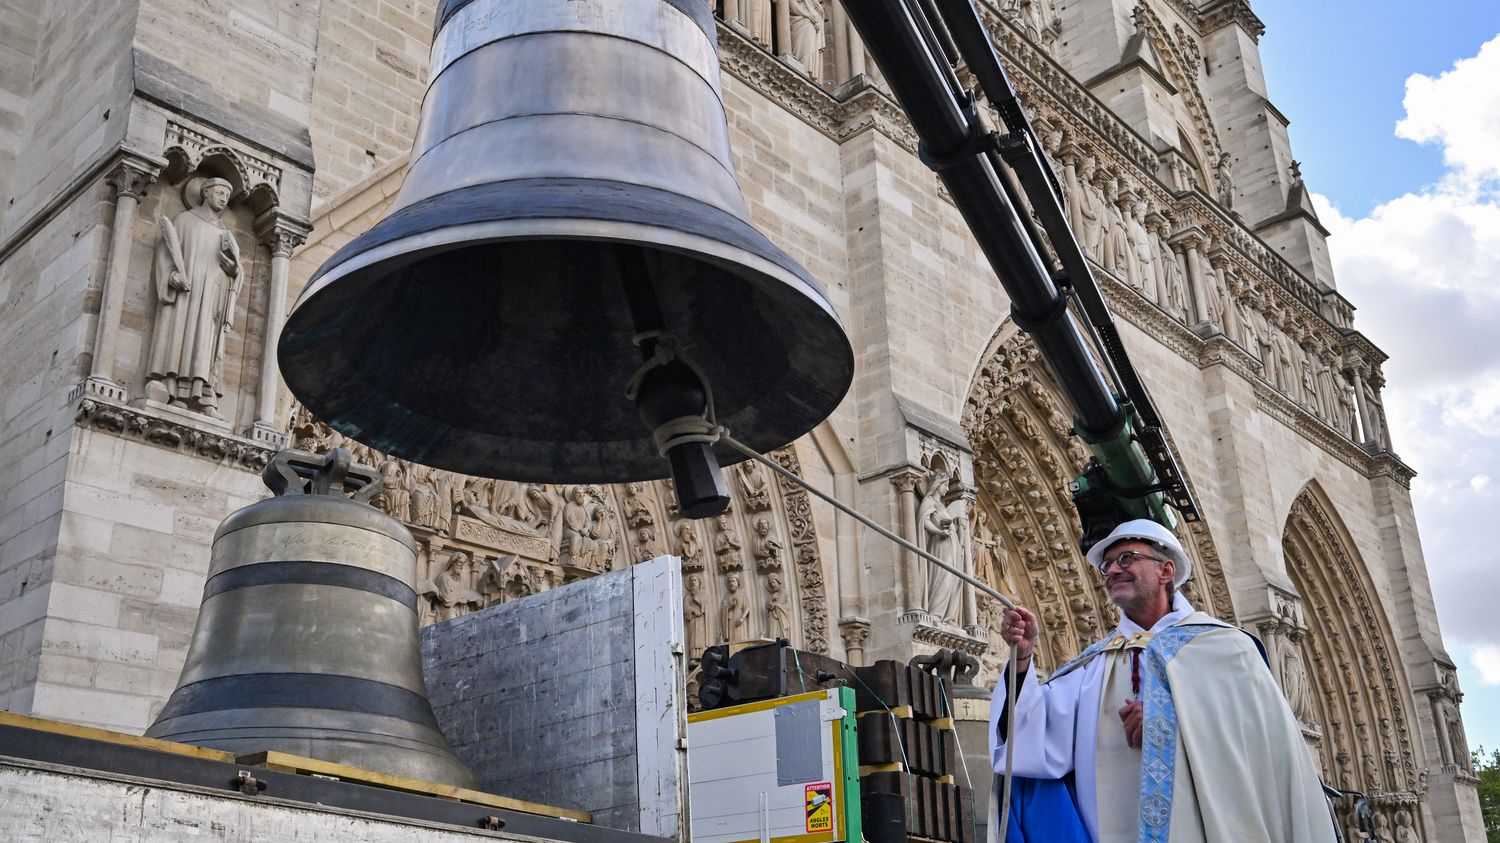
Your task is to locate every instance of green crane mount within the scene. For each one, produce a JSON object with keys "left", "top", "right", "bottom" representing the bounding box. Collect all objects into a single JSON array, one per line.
[{"left": 842, "top": 0, "right": 1201, "bottom": 546}]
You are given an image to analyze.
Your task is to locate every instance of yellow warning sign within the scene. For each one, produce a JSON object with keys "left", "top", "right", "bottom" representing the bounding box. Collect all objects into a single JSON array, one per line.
[{"left": 805, "top": 782, "right": 834, "bottom": 833}]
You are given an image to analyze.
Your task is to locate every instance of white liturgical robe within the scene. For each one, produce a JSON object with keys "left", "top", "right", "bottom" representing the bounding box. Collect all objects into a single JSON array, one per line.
[{"left": 988, "top": 594, "right": 1336, "bottom": 843}]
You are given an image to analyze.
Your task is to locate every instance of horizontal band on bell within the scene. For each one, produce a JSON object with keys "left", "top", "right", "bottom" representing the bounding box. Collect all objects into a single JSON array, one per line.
[
  {"left": 154, "top": 672, "right": 442, "bottom": 731},
  {"left": 204, "top": 561, "right": 418, "bottom": 610}
]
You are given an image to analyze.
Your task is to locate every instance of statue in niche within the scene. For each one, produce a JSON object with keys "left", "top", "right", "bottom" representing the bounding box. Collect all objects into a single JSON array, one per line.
[
  {"left": 737, "top": 460, "right": 772, "bottom": 512},
  {"left": 1336, "top": 378, "right": 1358, "bottom": 438},
  {"left": 1126, "top": 198, "right": 1156, "bottom": 299},
  {"left": 1074, "top": 157, "right": 1107, "bottom": 258},
  {"left": 676, "top": 522, "right": 705, "bottom": 573},
  {"left": 713, "top": 514, "right": 744, "bottom": 573},
  {"left": 1315, "top": 358, "right": 1338, "bottom": 422},
  {"left": 735, "top": 0, "right": 772, "bottom": 46},
  {"left": 1362, "top": 379, "right": 1390, "bottom": 447},
  {"left": 684, "top": 573, "right": 709, "bottom": 661},
  {"left": 1214, "top": 152, "right": 1236, "bottom": 211},
  {"left": 1159, "top": 238, "right": 1189, "bottom": 321},
  {"left": 1280, "top": 642, "right": 1314, "bottom": 723},
  {"left": 144, "top": 177, "right": 245, "bottom": 418},
  {"left": 1371, "top": 813, "right": 1394, "bottom": 843},
  {"left": 635, "top": 523, "right": 662, "bottom": 560},
  {"left": 751, "top": 516, "right": 783, "bottom": 573},
  {"left": 376, "top": 460, "right": 408, "bottom": 523},
  {"left": 720, "top": 573, "right": 750, "bottom": 643},
  {"left": 920, "top": 473, "right": 966, "bottom": 625},
  {"left": 1272, "top": 331, "right": 1298, "bottom": 394},
  {"left": 764, "top": 572, "right": 791, "bottom": 640},
  {"left": 622, "top": 482, "right": 655, "bottom": 528},
  {"left": 1202, "top": 264, "right": 1224, "bottom": 328},
  {"left": 1102, "top": 179, "right": 1131, "bottom": 277},
  {"left": 787, "top": 0, "right": 825, "bottom": 80},
  {"left": 432, "top": 551, "right": 481, "bottom": 622}
]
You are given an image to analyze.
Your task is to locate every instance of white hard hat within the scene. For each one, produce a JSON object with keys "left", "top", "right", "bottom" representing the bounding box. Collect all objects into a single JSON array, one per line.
[{"left": 1085, "top": 518, "right": 1192, "bottom": 587}]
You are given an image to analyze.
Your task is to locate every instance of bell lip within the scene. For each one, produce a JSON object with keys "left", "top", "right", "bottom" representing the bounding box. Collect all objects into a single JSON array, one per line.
[{"left": 281, "top": 192, "right": 855, "bottom": 484}]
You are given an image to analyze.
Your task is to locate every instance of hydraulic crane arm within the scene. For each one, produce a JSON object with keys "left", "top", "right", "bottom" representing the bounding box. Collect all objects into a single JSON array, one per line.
[{"left": 841, "top": 0, "right": 1200, "bottom": 546}]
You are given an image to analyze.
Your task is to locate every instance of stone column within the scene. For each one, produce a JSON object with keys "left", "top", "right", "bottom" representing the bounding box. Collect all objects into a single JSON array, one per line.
[
  {"left": 249, "top": 213, "right": 310, "bottom": 446},
  {"left": 839, "top": 618, "right": 871, "bottom": 666},
  {"left": 890, "top": 468, "right": 923, "bottom": 614},
  {"left": 83, "top": 157, "right": 160, "bottom": 402},
  {"left": 831, "top": 1, "right": 852, "bottom": 80}
]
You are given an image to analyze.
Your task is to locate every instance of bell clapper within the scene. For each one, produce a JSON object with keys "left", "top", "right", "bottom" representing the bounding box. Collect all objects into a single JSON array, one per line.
[{"left": 617, "top": 247, "right": 732, "bottom": 519}]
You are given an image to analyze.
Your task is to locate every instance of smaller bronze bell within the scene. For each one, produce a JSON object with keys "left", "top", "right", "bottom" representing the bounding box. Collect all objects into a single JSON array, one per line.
[{"left": 146, "top": 448, "right": 478, "bottom": 789}]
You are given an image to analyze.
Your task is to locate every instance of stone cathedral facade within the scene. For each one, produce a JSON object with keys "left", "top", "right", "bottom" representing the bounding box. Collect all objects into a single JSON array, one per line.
[{"left": 0, "top": 0, "right": 1484, "bottom": 839}]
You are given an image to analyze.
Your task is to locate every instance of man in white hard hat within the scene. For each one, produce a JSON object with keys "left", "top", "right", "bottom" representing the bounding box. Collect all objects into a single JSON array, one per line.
[{"left": 987, "top": 519, "right": 1334, "bottom": 843}]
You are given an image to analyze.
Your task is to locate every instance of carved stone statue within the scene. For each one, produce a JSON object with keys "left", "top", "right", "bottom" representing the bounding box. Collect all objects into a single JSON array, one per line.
[
  {"left": 720, "top": 573, "right": 749, "bottom": 643},
  {"left": 560, "top": 486, "right": 607, "bottom": 572},
  {"left": 433, "top": 551, "right": 481, "bottom": 622},
  {"left": 376, "top": 460, "right": 408, "bottom": 523},
  {"left": 1159, "top": 237, "right": 1188, "bottom": 321},
  {"left": 145, "top": 177, "right": 245, "bottom": 418},
  {"left": 751, "top": 516, "right": 783, "bottom": 573},
  {"left": 492, "top": 481, "right": 534, "bottom": 526},
  {"left": 1280, "top": 642, "right": 1314, "bottom": 723},
  {"left": 765, "top": 571, "right": 791, "bottom": 639},
  {"left": 407, "top": 465, "right": 441, "bottom": 530},
  {"left": 713, "top": 514, "right": 743, "bottom": 573},
  {"left": 623, "top": 482, "right": 655, "bottom": 528},
  {"left": 1214, "top": 152, "right": 1236, "bottom": 210},
  {"left": 676, "top": 522, "right": 705, "bottom": 573},
  {"left": 685, "top": 573, "right": 708, "bottom": 661},
  {"left": 1272, "top": 331, "right": 1297, "bottom": 394},
  {"left": 920, "top": 475, "right": 965, "bottom": 624},
  {"left": 1102, "top": 179, "right": 1132, "bottom": 277},
  {"left": 1393, "top": 810, "right": 1416, "bottom": 843},
  {"left": 1125, "top": 199, "right": 1155, "bottom": 298},
  {"left": 524, "top": 484, "right": 556, "bottom": 531},
  {"left": 1075, "top": 157, "right": 1107, "bottom": 258},
  {"left": 736, "top": 460, "right": 772, "bottom": 512},
  {"left": 787, "top": 0, "right": 825, "bottom": 80}
]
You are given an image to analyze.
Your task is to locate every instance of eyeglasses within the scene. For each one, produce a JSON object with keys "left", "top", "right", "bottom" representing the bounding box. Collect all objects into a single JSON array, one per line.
[{"left": 1099, "top": 550, "right": 1167, "bottom": 574}]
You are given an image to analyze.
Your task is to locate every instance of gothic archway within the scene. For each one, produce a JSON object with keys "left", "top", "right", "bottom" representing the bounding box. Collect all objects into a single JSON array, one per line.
[
  {"left": 963, "top": 326, "right": 1237, "bottom": 681},
  {"left": 1282, "top": 484, "right": 1425, "bottom": 834}
]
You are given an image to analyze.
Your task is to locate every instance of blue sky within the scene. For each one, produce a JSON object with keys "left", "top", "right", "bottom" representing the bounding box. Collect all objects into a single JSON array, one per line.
[{"left": 1253, "top": 1, "right": 1500, "bottom": 757}]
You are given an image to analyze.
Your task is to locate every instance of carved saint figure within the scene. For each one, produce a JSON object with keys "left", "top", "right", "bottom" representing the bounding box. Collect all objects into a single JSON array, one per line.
[
  {"left": 525, "top": 485, "right": 556, "bottom": 531},
  {"left": 145, "top": 178, "right": 244, "bottom": 417},
  {"left": 720, "top": 573, "right": 749, "bottom": 643},
  {"left": 433, "top": 551, "right": 481, "bottom": 622},
  {"left": 676, "top": 522, "right": 705, "bottom": 573},
  {"left": 1102, "top": 179, "right": 1132, "bottom": 277},
  {"left": 713, "top": 514, "right": 743, "bottom": 573},
  {"left": 1127, "top": 199, "right": 1156, "bottom": 300},
  {"left": 560, "top": 486, "right": 605, "bottom": 572},
  {"left": 376, "top": 460, "right": 408, "bottom": 523},
  {"left": 623, "top": 482, "right": 655, "bottom": 527},
  {"left": 1074, "top": 157, "right": 1106, "bottom": 258},
  {"left": 684, "top": 574, "right": 708, "bottom": 661},
  {"left": 751, "top": 517, "right": 783, "bottom": 573},
  {"left": 1215, "top": 152, "right": 1236, "bottom": 210},
  {"left": 736, "top": 460, "right": 772, "bottom": 512},
  {"left": 1155, "top": 231, "right": 1188, "bottom": 321},
  {"left": 787, "top": 0, "right": 825, "bottom": 80},
  {"left": 492, "top": 481, "right": 534, "bottom": 526},
  {"left": 1393, "top": 810, "right": 1415, "bottom": 843},
  {"left": 407, "top": 465, "right": 441, "bottom": 530},
  {"left": 1372, "top": 812, "right": 1394, "bottom": 843},
  {"left": 1280, "top": 642, "right": 1314, "bottom": 723},
  {"left": 764, "top": 572, "right": 791, "bottom": 640},
  {"left": 461, "top": 477, "right": 543, "bottom": 536},
  {"left": 920, "top": 474, "right": 966, "bottom": 624}
]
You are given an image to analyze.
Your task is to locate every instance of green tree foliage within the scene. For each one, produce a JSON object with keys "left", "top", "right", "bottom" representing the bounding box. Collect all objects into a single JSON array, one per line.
[{"left": 1476, "top": 746, "right": 1500, "bottom": 843}]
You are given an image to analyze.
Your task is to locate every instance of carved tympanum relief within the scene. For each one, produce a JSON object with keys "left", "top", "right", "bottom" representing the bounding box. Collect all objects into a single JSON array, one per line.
[
  {"left": 962, "top": 328, "right": 1237, "bottom": 684},
  {"left": 290, "top": 411, "right": 831, "bottom": 660}
]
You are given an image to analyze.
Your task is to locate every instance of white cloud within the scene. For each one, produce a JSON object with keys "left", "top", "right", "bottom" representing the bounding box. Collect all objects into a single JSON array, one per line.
[
  {"left": 1474, "top": 645, "right": 1500, "bottom": 686},
  {"left": 1316, "top": 37, "right": 1500, "bottom": 652},
  {"left": 1396, "top": 33, "right": 1500, "bottom": 183}
]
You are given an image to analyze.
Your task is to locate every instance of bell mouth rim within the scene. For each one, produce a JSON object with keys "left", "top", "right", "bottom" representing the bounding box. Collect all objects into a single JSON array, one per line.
[{"left": 295, "top": 216, "right": 844, "bottom": 336}]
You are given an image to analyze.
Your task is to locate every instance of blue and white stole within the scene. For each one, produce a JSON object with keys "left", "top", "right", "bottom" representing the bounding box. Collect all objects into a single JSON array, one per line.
[{"left": 1042, "top": 623, "right": 1222, "bottom": 843}]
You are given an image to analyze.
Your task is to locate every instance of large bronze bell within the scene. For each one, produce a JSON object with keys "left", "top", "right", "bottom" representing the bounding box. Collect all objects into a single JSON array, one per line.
[
  {"left": 146, "top": 449, "right": 479, "bottom": 789},
  {"left": 278, "top": 0, "right": 853, "bottom": 517}
]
